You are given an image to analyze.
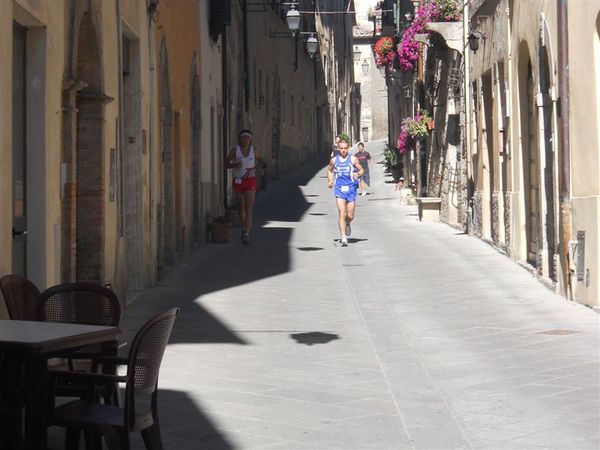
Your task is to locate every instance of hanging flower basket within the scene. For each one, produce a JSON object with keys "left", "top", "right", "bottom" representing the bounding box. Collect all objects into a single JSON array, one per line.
[
  {"left": 397, "top": 0, "right": 462, "bottom": 73},
  {"left": 397, "top": 110, "right": 433, "bottom": 153},
  {"left": 373, "top": 37, "right": 396, "bottom": 69}
]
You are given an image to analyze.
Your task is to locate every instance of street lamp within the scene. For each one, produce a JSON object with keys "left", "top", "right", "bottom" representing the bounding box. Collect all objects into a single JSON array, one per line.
[
  {"left": 286, "top": 4, "right": 301, "bottom": 35},
  {"left": 353, "top": 46, "right": 361, "bottom": 62},
  {"left": 468, "top": 31, "right": 485, "bottom": 53},
  {"left": 305, "top": 33, "right": 318, "bottom": 58},
  {"left": 361, "top": 59, "right": 369, "bottom": 75}
]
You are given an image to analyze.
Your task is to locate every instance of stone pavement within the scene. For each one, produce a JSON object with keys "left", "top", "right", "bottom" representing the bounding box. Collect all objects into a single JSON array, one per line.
[{"left": 50, "top": 140, "right": 600, "bottom": 449}]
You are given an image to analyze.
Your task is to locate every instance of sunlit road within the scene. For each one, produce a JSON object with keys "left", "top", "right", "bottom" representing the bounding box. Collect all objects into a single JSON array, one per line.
[{"left": 50, "top": 140, "right": 599, "bottom": 449}]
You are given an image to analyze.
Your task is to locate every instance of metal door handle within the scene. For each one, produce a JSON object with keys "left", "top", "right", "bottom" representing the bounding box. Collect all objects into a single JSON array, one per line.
[{"left": 12, "top": 228, "right": 28, "bottom": 238}]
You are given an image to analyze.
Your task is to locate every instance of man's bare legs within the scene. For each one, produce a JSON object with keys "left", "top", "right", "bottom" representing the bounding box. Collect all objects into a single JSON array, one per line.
[{"left": 336, "top": 198, "right": 355, "bottom": 244}]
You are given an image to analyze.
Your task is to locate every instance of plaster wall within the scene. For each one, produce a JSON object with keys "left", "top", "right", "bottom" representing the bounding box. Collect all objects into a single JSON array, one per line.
[
  {"left": 155, "top": 0, "right": 202, "bottom": 255},
  {"left": 568, "top": 6, "right": 600, "bottom": 305},
  {"left": 199, "top": 1, "right": 221, "bottom": 180}
]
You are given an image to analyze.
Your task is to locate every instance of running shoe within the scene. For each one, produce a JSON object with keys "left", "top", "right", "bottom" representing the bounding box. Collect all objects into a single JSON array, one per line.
[
  {"left": 345, "top": 222, "right": 351, "bottom": 237},
  {"left": 242, "top": 232, "right": 250, "bottom": 245},
  {"left": 340, "top": 237, "right": 348, "bottom": 247}
]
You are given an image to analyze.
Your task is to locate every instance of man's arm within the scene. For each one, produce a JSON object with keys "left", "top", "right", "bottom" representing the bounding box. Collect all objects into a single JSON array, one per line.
[
  {"left": 327, "top": 159, "right": 335, "bottom": 188},
  {"left": 225, "top": 149, "right": 240, "bottom": 169},
  {"left": 255, "top": 149, "right": 267, "bottom": 169}
]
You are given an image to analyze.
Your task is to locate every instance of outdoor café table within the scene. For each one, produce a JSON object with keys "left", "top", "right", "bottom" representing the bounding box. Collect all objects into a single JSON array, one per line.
[{"left": 0, "top": 319, "right": 121, "bottom": 450}]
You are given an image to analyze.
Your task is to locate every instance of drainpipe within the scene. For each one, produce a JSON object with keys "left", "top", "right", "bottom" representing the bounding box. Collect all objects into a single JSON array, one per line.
[
  {"left": 242, "top": 0, "right": 249, "bottom": 111},
  {"left": 463, "top": 0, "right": 472, "bottom": 233},
  {"left": 222, "top": 30, "right": 229, "bottom": 210},
  {"left": 557, "top": 0, "right": 573, "bottom": 299},
  {"left": 147, "top": 1, "right": 158, "bottom": 284}
]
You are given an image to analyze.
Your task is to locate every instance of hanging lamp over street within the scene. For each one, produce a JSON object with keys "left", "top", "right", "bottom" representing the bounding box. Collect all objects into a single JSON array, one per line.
[{"left": 286, "top": 4, "right": 301, "bottom": 35}]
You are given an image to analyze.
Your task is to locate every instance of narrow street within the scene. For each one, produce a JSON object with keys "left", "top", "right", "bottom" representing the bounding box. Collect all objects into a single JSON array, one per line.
[{"left": 65, "top": 140, "right": 598, "bottom": 450}]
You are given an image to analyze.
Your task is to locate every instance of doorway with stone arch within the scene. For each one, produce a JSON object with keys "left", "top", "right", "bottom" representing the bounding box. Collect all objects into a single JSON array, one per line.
[
  {"left": 158, "top": 38, "right": 174, "bottom": 275},
  {"left": 518, "top": 48, "right": 540, "bottom": 268},
  {"left": 538, "top": 39, "right": 557, "bottom": 280},
  {"left": 73, "top": 12, "right": 105, "bottom": 283},
  {"left": 190, "top": 56, "right": 202, "bottom": 244}
]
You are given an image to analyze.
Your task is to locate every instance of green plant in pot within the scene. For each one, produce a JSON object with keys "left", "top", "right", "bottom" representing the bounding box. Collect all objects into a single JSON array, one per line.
[{"left": 383, "top": 144, "right": 402, "bottom": 181}]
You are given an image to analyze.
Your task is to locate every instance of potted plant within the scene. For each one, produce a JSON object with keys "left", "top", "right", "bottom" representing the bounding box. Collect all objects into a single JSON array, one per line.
[
  {"left": 397, "top": 1, "right": 462, "bottom": 73},
  {"left": 383, "top": 144, "right": 403, "bottom": 181},
  {"left": 397, "top": 110, "right": 433, "bottom": 154},
  {"left": 373, "top": 37, "right": 396, "bottom": 69},
  {"left": 207, "top": 215, "right": 232, "bottom": 243},
  {"left": 434, "top": 0, "right": 463, "bottom": 22}
]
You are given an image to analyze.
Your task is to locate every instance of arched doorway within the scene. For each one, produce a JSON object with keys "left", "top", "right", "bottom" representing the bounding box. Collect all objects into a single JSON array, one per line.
[
  {"left": 75, "top": 13, "right": 104, "bottom": 283},
  {"left": 121, "top": 32, "right": 144, "bottom": 292},
  {"left": 538, "top": 44, "right": 556, "bottom": 279},
  {"left": 190, "top": 57, "right": 202, "bottom": 244},
  {"left": 482, "top": 71, "right": 495, "bottom": 240},
  {"left": 158, "top": 39, "right": 174, "bottom": 274},
  {"left": 518, "top": 53, "right": 539, "bottom": 267},
  {"left": 272, "top": 69, "right": 282, "bottom": 178}
]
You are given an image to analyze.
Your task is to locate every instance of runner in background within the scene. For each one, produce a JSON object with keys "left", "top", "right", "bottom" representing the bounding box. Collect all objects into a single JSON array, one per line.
[
  {"left": 225, "top": 129, "right": 265, "bottom": 245},
  {"left": 354, "top": 141, "right": 371, "bottom": 196},
  {"left": 327, "top": 138, "right": 364, "bottom": 247}
]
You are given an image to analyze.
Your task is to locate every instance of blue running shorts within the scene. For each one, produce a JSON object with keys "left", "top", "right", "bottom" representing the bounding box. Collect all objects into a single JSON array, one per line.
[{"left": 334, "top": 184, "right": 357, "bottom": 202}]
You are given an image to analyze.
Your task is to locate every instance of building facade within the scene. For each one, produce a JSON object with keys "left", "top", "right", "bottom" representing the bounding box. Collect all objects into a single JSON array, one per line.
[
  {"left": 391, "top": 0, "right": 599, "bottom": 306},
  {"left": 1, "top": 0, "right": 356, "bottom": 314}
]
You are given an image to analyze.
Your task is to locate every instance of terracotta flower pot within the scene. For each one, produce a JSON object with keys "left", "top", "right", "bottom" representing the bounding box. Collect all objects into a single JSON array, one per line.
[
  {"left": 426, "top": 121, "right": 435, "bottom": 131},
  {"left": 209, "top": 222, "right": 231, "bottom": 243}
]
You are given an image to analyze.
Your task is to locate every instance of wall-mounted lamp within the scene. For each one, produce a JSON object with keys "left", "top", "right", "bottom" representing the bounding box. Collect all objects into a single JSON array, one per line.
[
  {"left": 305, "top": 33, "right": 318, "bottom": 58},
  {"left": 353, "top": 46, "right": 362, "bottom": 62},
  {"left": 286, "top": 3, "right": 301, "bottom": 35},
  {"left": 361, "top": 59, "right": 369, "bottom": 75},
  {"left": 468, "top": 31, "right": 485, "bottom": 53},
  {"left": 148, "top": 0, "right": 159, "bottom": 22},
  {"left": 404, "top": 12, "right": 413, "bottom": 21}
]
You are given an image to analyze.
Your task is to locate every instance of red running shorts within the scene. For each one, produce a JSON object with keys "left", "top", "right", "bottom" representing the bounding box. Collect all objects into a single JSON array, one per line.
[{"left": 233, "top": 176, "right": 257, "bottom": 193}]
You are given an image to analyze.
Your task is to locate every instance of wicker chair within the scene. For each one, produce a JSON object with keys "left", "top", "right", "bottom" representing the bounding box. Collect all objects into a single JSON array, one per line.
[
  {"left": 38, "top": 282, "right": 122, "bottom": 402},
  {"left": 49, "top": 307, "right": 179, "bottom": 450},
  {"left": 0, "top": 274, "right": 41, "bottom": 321}
]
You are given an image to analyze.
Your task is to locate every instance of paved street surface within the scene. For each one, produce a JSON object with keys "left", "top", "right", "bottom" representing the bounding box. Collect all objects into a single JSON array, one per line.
[{"left": 49, "top": 140, "right": 600, "bottom": 449}]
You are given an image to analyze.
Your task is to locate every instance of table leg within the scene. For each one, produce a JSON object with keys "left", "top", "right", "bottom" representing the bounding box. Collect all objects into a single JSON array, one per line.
[
  {"left": 0, "top": 352, "right": 24, "bottom": 449},
  {"left": 24, "top": 354, "right": 47, "bottom": 450}
]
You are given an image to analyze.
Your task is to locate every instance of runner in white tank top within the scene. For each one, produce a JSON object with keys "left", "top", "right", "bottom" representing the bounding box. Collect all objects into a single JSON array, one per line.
[{"left": 225, "top": 129, "right": 265, "bottom": 245}]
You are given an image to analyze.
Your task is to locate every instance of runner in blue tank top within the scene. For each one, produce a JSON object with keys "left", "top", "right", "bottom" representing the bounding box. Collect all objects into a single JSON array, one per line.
[{"left": 327, "top": 138, "right": 364, "bottom": 247}]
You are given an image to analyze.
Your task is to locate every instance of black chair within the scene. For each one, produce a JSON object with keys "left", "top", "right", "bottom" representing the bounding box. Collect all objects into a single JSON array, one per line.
[
  {"left": 0, "top": 274, "right": 41, "bottom": 321},
  {"left": 49, "top": 307, "right": 179, "bottom": 449},
  {"left": 38, "top": 282, "right": 123, "bottom": 413},
  {"left": 38, "top": 282, "right": 121, "bottom": 370}
]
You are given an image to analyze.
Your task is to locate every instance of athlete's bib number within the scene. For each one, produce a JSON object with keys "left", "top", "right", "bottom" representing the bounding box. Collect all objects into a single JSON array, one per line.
[{"left": 341, "top": 185, "right": 349, "bottom": 193}]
